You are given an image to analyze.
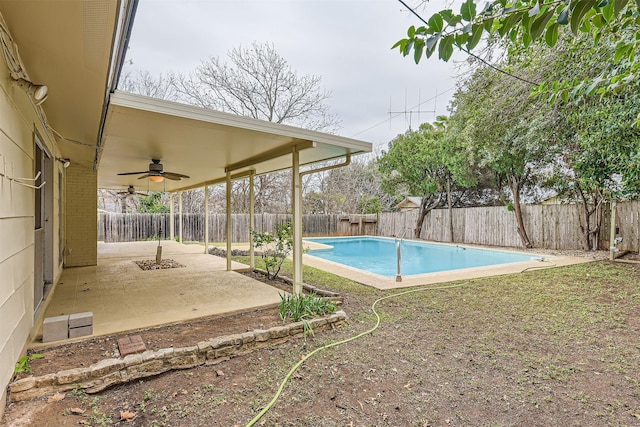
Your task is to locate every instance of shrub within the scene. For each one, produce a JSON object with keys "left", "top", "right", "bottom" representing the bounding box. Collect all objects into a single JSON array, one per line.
[
  {"left": 251, "top": 222, "right": 293, "bottom": 280},
  {"left": 278, "top": 292, "right": 337, "bottom": 323}
]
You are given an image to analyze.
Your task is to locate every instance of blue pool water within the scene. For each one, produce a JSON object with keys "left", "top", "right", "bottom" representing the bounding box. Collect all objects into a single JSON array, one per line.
[{"left": 305, "top": 237, "right": 533, "bottom": 277}]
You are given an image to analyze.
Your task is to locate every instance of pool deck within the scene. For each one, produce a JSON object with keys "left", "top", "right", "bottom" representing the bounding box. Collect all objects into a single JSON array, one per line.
[{"left": 302, "top": 239, "right": 592, "bottom": 290}]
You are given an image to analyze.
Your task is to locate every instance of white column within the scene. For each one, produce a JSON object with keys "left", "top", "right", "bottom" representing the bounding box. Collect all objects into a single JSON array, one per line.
[
  {"left": 204, "top": 185, "right": 209, "bottom": 254},
  {"left": 249, "top": 171, "right": 255, "bottom": 270},
  {"left": 178, "top": 191, "right": 183, "bottom": 243},
  {"left": 292, "top": 147, "right": 303, "bottom": 296},
  {"left": 169, "top": 193, "right": 174, "bottom": 241},
  {"left": 226, "top": 170, "right": 232, "bottom": 271}
]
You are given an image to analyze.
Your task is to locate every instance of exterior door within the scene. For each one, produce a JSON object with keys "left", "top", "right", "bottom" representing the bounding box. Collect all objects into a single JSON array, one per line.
[
  {"left": 34, "top": 144, "right": 45, "bottom": 313},
  {"left": 34, "top": 139, "right": 53, "bottom": 317}
]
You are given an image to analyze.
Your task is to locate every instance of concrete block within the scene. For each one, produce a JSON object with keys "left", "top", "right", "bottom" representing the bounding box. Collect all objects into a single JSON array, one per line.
[
  {"left": 69, "top": 312, "right": 93, "bottom": 328},
  {"left": 68, "top": 325, "right": 93, "bottom": 338},
  {"left": 43, "top": 315, "right": 69, "bottom": 343}
]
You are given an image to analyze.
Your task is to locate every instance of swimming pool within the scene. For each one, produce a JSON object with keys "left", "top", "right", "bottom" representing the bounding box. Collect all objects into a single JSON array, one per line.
[{"left": 305, "top": 237, "right": 535, "bottom": 277}]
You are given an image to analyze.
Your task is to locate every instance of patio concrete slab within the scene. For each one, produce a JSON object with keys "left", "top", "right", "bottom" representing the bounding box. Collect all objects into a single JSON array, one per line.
[{"left": 34, "top": 241, "right": 282, "bottom": 345}]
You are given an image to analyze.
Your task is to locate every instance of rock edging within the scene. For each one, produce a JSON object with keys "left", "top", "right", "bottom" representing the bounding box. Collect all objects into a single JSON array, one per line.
[{"left": 9, "top": 311, "right": 347, "bottom": 402}]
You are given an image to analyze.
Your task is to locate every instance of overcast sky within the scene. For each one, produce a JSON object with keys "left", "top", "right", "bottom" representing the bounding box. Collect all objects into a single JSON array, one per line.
[{"left": 123, "top": 0, "right": 464, "bottom": 148}]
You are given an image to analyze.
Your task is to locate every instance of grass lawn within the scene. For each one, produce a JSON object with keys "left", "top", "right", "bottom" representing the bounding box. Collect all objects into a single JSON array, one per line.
[
  {"left": 227, "top": 256, "right": 640, "bottom": 425},
  {"left": 5, "top": 259, "right": 639, "bottom": 426}
]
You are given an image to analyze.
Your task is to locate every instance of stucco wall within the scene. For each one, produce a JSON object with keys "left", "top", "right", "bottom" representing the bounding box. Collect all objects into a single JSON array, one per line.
[
  {"left": 0, "top": 29, "right": 63, "bottom": 416},
  {"left": 65, "top": 163, "right": 97, "bottom": 267}
]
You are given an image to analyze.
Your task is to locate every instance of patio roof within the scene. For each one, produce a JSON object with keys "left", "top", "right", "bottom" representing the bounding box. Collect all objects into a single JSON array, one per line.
[{"left": 98, "top": 91, "right": 372, "bottom": 192}]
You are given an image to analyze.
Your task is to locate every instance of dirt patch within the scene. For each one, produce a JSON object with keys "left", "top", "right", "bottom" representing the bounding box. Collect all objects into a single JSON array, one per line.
[
  {"left": 134, "top": 259, "right": 185, "bottom": 270},
  {"left": 4, "top": 261, "right": 640, "bottom": 427}
]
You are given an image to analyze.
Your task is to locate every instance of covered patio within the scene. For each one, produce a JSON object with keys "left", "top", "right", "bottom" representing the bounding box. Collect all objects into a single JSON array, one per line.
[
  {"left": 98, "top": 91, "right": 372, "bottom": 296},
  {"left": 34, "top": 240, "right": 281, "bottom": 344},
  {"left": 6, "top": 0, "right": 371, "bottom": 348}
]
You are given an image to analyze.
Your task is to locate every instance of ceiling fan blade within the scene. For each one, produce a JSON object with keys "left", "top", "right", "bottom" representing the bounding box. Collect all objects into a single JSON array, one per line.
[
  {"left": 137, "top": 174, "right": 151, "bottom": 180},
  {"left": 163, "top": 174, "right": 182, "bottom": 181},
  {"left": 117, "top": 171, "right": 148, "bottom": 176},
  {"left": 164, "top": 172, "right": 190, "bottom": 179}
]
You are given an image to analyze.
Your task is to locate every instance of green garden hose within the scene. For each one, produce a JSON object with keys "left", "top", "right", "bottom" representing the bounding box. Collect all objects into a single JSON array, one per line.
[
  {"left": 245, "top": 281, "right": 471, "bottom": 426},
  {"left": 520, "top": 258, "right": 557, "bottom": 273}
]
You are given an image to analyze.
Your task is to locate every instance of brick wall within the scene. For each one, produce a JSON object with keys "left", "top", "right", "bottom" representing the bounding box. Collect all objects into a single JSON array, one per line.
[{"left": 65, "top": 164, "right": 97, "bottom": 267}]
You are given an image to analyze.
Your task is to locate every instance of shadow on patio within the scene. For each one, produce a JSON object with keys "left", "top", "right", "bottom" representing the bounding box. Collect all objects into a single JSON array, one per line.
[{"left": 33, "top": 241, "right": 282, "bottom": 345}]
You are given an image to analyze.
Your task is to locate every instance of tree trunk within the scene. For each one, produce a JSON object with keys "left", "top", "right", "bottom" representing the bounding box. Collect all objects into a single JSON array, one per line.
[
  {"left": 508, "top": 176, "right": 533, "bottom": 249},
  {"left": 414, "top": 194, "right": 445, "bottom": 239},
  {"left": 575, "top": 186, "right": 603, "bottom": 251},
  {"left": 415, "top": 208, "right": 427, "bottom": 239}
]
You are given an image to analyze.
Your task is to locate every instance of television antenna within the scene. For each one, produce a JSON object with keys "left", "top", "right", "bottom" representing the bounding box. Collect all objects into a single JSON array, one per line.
[{"left": 388, "top": 89, "right": 439, "bottom": 131}]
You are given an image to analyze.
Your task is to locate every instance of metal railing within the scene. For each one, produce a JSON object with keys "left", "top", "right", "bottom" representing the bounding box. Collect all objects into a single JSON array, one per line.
[{"left": 395, "top": 229, "right": 409, "bottom": 282}]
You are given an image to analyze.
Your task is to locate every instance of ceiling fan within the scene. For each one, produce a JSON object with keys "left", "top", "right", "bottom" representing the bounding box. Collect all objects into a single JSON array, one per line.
[
  {"left": 117, "top": 159, "right": 190, "bottom": 181},
  {"left": 117, "top": 185, "right": 149, "bottom": 197}
]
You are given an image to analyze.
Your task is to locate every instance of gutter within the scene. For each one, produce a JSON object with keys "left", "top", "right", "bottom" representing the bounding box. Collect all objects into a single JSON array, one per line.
[
  {"left": 300, "top": 152, "right": 351, "bottom": 177},
  {"left": 93, "top": 0, "right": 139, "bottom": 171}
]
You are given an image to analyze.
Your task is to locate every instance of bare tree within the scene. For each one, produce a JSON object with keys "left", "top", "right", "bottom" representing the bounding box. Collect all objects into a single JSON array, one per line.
[
  {"left": 117, "top": 43, "right": 343, "bottom": 214},
  {"left": 97, "top": 189, "right": 147, "bottom": 213},
  {"left": 172, "top": 42, "right": 340, "bottom": 132},
  {"left": 119, "top": 70, "right": 178, "bottom": 100},
  {"left": 304, "top": 155, "right": 394, "bottom": 214}
]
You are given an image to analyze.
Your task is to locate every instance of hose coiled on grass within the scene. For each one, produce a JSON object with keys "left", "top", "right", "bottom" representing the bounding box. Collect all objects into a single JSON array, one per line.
[{"left": 245, "top": 281, "right": 470, "bottom": 426}]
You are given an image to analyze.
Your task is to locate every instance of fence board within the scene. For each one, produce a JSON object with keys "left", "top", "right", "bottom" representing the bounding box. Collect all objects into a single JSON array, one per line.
[
  {"left": 616, "top": 201, "right": 640, "bottom": 251},
  {"left": 98, "top": 201, "right": 639, "bottom": 251}
]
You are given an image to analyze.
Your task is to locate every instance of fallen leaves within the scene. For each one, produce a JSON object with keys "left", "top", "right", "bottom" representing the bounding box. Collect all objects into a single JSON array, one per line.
[
  {"left": 47, "top": 392, "right": 66, "bottom": 403},
  {"left": 120, "top": 410, "right": 136, "bottom": 421}
]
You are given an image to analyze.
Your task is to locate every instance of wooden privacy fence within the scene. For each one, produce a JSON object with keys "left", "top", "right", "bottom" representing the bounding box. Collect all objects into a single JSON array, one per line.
[
  {"left": 100, "top": 213, "right": 346, "bottom": 243},
  {"left": 99, "top": 213, "right": 170, "bottom": 242},
  {"left": 379, "top": 202, "right": 640, "bottom": 251},
  {"left": 98, "top": 201, "right": 640, "bottom": 251}
]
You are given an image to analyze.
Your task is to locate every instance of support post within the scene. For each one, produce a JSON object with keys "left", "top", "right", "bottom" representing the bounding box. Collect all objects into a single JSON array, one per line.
[
  {"left": 204, "top": 185, "right": 209, "bottom": 254},
  {"left": 226, "top": 170, "right": 232, "bottom": 271},
  {"left": 178, "top": 191, "right": 183, "bottom": 244},
  {"left": 249, "top": 171, "right": 255, "bottom": 270},
  {"left": 396, "top": 239, "right": 402, "bottom": 282},
  {"left": 169, "top": 193, "right": 174, "bottom": 241},
  {"left": 292, "top": 147, "right": 303, "bottom": 296}
]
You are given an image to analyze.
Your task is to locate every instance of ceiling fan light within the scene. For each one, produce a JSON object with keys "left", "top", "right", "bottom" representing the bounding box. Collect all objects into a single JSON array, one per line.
[{"left": 149, "top": 175, "right": 164, "bottom": 183}]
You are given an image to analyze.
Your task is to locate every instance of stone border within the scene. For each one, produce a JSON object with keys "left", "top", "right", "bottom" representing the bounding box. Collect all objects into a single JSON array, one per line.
[
  {"left": 252, "top": 268, "right": 342, "bottom": 299},
  {"left": 9, "top": 311, "right": 347, "bottom": 402}
]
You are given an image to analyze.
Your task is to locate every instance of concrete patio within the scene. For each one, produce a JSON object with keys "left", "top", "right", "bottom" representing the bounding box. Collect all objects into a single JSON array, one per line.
[{"left": 33, "top": 241, "right": 283, "bottom": 345}]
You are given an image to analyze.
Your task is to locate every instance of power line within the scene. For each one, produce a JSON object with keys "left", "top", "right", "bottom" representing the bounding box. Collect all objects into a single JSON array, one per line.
[
  {"left": 350, "top": 86, "right": 454, "bottom": 139},
  {"left": 396, "top": 0, "right": 538, "bottom": 87}
]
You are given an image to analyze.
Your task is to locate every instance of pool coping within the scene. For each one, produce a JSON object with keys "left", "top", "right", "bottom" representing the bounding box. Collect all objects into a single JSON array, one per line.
[{"left": 302, "top": 236, "right": 592, "bottom": 290}]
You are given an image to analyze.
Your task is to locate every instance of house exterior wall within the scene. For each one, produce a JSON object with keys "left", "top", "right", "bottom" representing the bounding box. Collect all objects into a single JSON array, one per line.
[
  {"left": 0, "top": 29, "right": 64, "bottom": 416},
  {"left": 65, "top": 164, "right": 97, "bottom": 266}
]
